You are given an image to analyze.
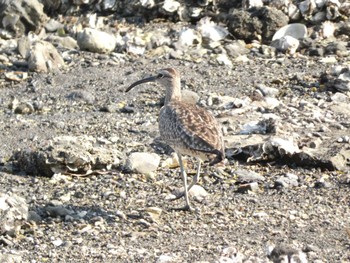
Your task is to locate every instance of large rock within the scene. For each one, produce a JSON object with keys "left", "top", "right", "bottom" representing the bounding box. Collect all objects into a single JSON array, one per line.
[
  {"left": 0, "top": 0, "right": 47, "bottom": 37},
  {"left": 0, "top": 192, "right": 28, "bottom": 237},
  {"left": 226, "top": 134, "right": 350, "bottom": 172},
  {"left": 77, "top": 28, "right": 117, "bottom": 53},
  {"left": 28, "top": 40, "right": 65, "bottom": 72},
  {"left": 12, "top": 135, "right": 123, "bottom": 177},
  {"left": 228, "top": 6, "right": 289, "bottom": 43}
]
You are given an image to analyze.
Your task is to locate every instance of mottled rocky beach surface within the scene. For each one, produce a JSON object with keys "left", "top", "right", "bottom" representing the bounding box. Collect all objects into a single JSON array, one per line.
[{"left": 0, "top": 0, "right": 350, "bottom": 262}]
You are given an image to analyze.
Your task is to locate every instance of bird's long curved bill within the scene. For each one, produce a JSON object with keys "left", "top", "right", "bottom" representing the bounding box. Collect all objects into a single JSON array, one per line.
[{"left": 125, "top": 76, "right": 157, "bottom": 92}]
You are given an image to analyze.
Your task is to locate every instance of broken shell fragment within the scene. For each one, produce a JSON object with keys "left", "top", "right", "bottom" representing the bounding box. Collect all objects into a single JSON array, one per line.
[{"left": 272, "top": 23, "right": 308, "bottom": 41}]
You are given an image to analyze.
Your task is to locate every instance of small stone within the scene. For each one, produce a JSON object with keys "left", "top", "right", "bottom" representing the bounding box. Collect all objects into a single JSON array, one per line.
[
  {"left": 257, "top": 84, "right": 279, "bottom": 97},
  {"left": 28, "top": 40, "right": 65, "bottom": 72},
  {"left": 189, "top": 185, "right": 208, "bottom": 201},
  {"left": 0, "top": 192, "right": 28, "bottom": 236},
  {"left": 144, "top": 207, "right": 162, "bottom": 218},
  {"left": 45, "top": 205, "right": 74, "bottom": 217},
  {"left": 77, "top": 28, "right": 117, "bottom": 53},
  {"left": 235, "top": 168, "right": 265, "bottom": 182},
  {"left": 224, "top": 40, "right": 249, "bottom": 58},
  {"left": 275, "top": 173, "right": 299, "bottom": 188},
  {"left": 28, "top": 210, "right": 42, "bottom": 223},
  {"left": 237, "top": 182, "right": 259, "bottom": 193},
  {"left": 137, "top": 219, "right": 151, "bottom": 227},
  {"left": 14, "top": 102, "right": 35, "bottom": 114},
  {"left": 219, "top": 247, "right": 243, "bottom": 263},
  {"left": 271, "top": 35, "right": 299, "bottom": 54},
  {"left": 267, "top": 244, "right": 307, "bottom": 263},
  {"left": 125, "top": 152, "right": 161, "bottom": 174},
  {"left": 319, "top": 56, "right": 337, "bottom": 63},
  {"left": 216, "top": 54, "right": 232, "bottom": 67},
  {"left": 181, "top": 89, "right": 200, "bottom": 105},
  {"left": 157, "top": 255, "right": 176, "bottom": 263},
  {"left": 331, "top": 92, "right": 348, "bottom": 102},
  {"left": 67, "top": 90, "right": 95, "bottom": 104},
  {"left": 52, "top": 238, "right": 63, "bottom": 247},
  {"left": 59, "top": 193, "right": 71, "bottom": 202},
  {"left": 314, "top": 179, "right": 332, "bottom": 188},
  {"left": 161, "top": 153, "right": 179, "bottom": 168},
  {"left": 0, "top": 253, "right": 22, "bottom": 263},
  {"left": 45, "top": 19, "right": 63, "bottom": 32}
]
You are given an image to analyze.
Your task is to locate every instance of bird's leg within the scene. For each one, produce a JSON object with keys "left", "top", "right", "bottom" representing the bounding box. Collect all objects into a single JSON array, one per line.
[
  {"left": 172, "top": 159, "right": 202, "bottom": 200},
  {"left": 171, "top": 153, "right": 193, "bottom": 211},
  {"left": 187, "top": 159, "right": 201, "bottom": 192}
]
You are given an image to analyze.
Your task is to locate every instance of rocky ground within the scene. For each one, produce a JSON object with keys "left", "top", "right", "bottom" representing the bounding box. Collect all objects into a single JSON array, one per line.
[
  {"left": 0, "top": 55, "right": 350, "bottom": 262},
  {"left": 1, "top": 0, "right": 350, "bottom": 262}
]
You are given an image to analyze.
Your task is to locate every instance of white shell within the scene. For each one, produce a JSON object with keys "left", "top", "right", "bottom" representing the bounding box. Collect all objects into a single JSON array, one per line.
[
  {"left": 272, "top": 23, "right": 307, "bottom": 41},
  {"left": 197, "top": 17, "right": 228, "bottom": 42},
  {"left": 162, "top": 0, "right": 180, "bottom": 12},
  {"left": 177, "top": 28, "right": 201, "bottom": 47},
  {"left": 140, "top": 0, "right": 155, "bottom": 8},
  {"left": 242, "top": 0, "right": 263, "bottom": 9},
  {"left": 271, "top": 35, "right": 300, "bottom": 54},
  {"left": 322, "top": 21, "right": 335, "bottom": 38}
]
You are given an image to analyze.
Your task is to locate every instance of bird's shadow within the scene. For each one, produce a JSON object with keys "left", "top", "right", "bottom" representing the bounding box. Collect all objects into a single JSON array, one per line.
[{"left": 29, "top": 203, "right": 128, "bottom": 225}]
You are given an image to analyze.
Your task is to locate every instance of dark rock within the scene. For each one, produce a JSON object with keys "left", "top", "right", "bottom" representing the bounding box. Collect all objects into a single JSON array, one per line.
[
  {"left": 228, "top": 7, "right": 289, "bottom": 44},
  {"left": 236, "top": 182, "right": 259, "bottom": 193},
  {"left": 227, "top": 9, "right": 262, "bottom": 43},
  {"left": 251, "top": 7, "right": 289, "bottom": 43},
  {"left": 325, "top": 41, "right": 348, "bottom": 57},
  {"left": 0, "top": 0, "right": 48, "bottom": 36}
]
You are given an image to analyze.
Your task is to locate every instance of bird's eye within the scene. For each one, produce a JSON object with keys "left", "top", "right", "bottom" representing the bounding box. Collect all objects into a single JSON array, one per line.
[{"left": 157, "top": 73, "right": 164, "bottom": 78}]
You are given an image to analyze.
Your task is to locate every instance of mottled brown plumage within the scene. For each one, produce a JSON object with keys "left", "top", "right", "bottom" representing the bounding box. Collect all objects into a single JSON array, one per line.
[{"left": 126, "top": 68, "right": 225, "bottom": 211}]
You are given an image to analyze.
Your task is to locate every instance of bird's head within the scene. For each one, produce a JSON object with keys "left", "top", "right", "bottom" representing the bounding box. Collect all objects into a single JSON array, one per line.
[{"left": 125, "top": 68, "right": 180, "bottom": 92}]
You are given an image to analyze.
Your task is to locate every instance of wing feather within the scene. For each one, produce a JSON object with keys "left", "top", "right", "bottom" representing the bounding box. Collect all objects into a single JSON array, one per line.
[{"left": 159, "top": 102, "right": 224, "bottom": 159}]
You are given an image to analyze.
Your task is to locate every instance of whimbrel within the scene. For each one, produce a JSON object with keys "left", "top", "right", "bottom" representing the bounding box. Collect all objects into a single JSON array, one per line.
[{"left": 126, "top": 68, "right": 225, "bottom": 211}]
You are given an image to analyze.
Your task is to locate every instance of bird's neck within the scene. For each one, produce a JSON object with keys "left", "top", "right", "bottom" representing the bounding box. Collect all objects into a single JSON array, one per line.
[{"left": 164, "top": 81, "right": 181, "bottom": 105}]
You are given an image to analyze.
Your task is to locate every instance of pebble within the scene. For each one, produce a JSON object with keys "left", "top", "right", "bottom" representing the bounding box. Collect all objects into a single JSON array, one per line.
[
  {"left": 275, "top": 173, "right": 299, "bottom": 188},
  {"left": 157, "top": 255, "right": 176, "bottom": 263},
  {"left": 51, "top": 238, "right": 63, "bottom": 247},
  {"left": 331, "top": 92, "right": 348, "bottom": 102},
  {"left": 14, "top": 102, "right": 35, "bottom": 114},
  {"left": 45, "top": 205, "right": 74, "bottom": 217},
  {"left": 0, "top": 253, "right": 22, "bottom": 263},
  {"left": 235, "top": 168, "right": 265, "bottom": 183},
  {"left": 45, "top": 19, "right": 64, "bottom": 32},
  {"left": 267, "top": 244, "right": 307, "bottom": 263},
  {"left": 271, "top": 35, "right": 300, "bottom": 54},
  {"left": 77, "top": 28, "right": 117, "bottom": 53},
  {"left": 125, "top": 152, "right": 161, "bottom": 174},
  {"left": 189, "top": 185, "right": 208, "bottom": 201},
  {"left": 224, "top": 40, "right": 249, "bottom": 58},
  {"left": 257, "top": 84, "right": 279, "bottom": 97},
  {"left": 0, "top": 192, "right": 28, "bottom": 237},
  {"left": 28, "top": 40, "right": 65, "bottom": 72},
  {"left": 237, "top": 182, "right": 260, "bottom": 193},
  {"left": 28, "top": 210, "right": 42, "bottom": 223},
  {"left": 67, "top": 90, "right": 95, "bottom": 104}
]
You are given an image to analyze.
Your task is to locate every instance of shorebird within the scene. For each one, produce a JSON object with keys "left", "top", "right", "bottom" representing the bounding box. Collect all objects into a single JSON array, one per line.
[{"left": 126, "top": 68, "right": 225, "bottom": 211}]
